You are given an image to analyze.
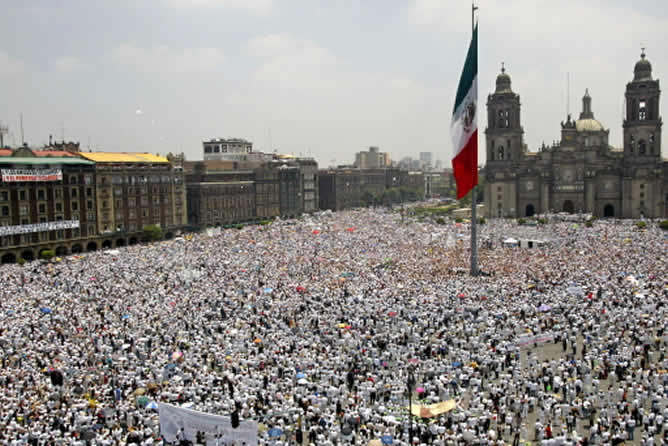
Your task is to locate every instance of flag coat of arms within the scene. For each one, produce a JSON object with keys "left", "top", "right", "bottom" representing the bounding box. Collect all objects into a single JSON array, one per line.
[{"left": 451, "top": 25, "right": 478, "bottom": 199}]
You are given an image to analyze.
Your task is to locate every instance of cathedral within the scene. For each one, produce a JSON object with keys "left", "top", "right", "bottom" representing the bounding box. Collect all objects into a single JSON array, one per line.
[{"left": 483, "top": 52, "right": 668, "bottom": 219}]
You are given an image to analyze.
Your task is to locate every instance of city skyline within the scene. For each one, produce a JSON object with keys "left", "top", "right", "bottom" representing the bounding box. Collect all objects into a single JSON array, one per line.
[{"left": 1, "top": 1, "right": 668, "bottom": 166}]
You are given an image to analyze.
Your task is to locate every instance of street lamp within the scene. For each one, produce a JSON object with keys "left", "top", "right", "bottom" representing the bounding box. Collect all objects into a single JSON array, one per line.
[{"left": 407, "top": 366, "right": 415, "bottom": 443}]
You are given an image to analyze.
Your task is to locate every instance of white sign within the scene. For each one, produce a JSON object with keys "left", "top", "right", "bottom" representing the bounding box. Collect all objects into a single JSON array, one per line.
[
  {"left": 159, "top": 402, "right": 258, "bottom": 446},
  {"left": 0, "top": 220, "right": 79, "bottom": 236},
  {"left": 1, "top": 168, "right": 62, "bottom": 182},
  {"left": 515, "top": 332, "right": 554, "bottom": 348}
]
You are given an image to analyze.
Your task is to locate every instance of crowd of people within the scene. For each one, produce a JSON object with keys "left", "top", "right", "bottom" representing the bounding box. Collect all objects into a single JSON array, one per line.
[{"left": 0, "top": 206, "right": 666, "bottom": 446}]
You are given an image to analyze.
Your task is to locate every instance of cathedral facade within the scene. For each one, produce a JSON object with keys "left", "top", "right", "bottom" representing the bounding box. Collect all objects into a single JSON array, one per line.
[{"left": 484, "top": 52, "right": 668, "bottom": 219}]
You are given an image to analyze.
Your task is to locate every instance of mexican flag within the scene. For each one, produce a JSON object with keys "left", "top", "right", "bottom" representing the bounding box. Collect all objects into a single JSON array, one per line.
[{"left": 450, "top": 25, "right": 478, "bottom": 199}]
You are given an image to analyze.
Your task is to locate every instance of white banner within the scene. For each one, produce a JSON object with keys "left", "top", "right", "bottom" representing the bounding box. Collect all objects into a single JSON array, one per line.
[
  {"left": 515, "top": 332, "right": 554, "bottom": 348},
  {"left": 0, "top": 220, "right": 79, "bottom": 236},
  {"left": 1, "top": 168, "right": 62, "bottom": 182},
  {"left": 159, "top": 402, "right": 258, "bottom": 446}
]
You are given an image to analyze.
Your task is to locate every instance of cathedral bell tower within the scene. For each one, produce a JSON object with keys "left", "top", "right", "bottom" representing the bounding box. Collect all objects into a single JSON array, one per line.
[
  {"left": 484, "top": 64, "right": 524, "bottom": 218},
  {"left": 624, "top": 49, "right": 662, "bottom": 161},
  {"left": 485, "top": 64, "right": 524, "bottom": 164}
]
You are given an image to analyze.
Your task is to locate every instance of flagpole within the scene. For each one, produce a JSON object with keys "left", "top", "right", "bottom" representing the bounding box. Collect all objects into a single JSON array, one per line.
[{"left": 470, "top": 1, "right": 479, "bottom": 277}]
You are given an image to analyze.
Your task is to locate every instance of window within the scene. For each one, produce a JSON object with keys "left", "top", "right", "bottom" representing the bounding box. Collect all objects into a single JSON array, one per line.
[
  {"left": 649, "top": 133, "right": 655, "bottom": 153},
  {"left": 640, "top": 184, "right": 645, "bottom": 189},
  {"left": 19, "top": 205, "right": 28, "bottom": 216},
  {"left": 129, "top": 209, "right": 136, "bottom": 218},
  {"left": 84, "top": 175, "right": 92, "bottom": 185},
  {"left": 70, "top": 175, "right": 78, "bottom": 184},
  {"left": 37, "top": 189, "right": 46, "bottom": 200},
  {"left": 640, "top": 192, "right": 644, "bottom": 198},
  {"left": 54, "top": 188, "right": 62, "bottom": 199},
  {"left": 639, "top": 100, "right": 647, "bottom": 120},
  {"left": 0, "top": 191, "right": 7, "bottom": 201},
  {"left": 56, "top": 230, "right": 64, "bottom": 239},
  {"left": 142, "top": 208, "right": 148, "bottom": 218},
  {"left": 72, "top": 201, "right": 78, "bottom": 211},
  {"left": 114, "top": 188, "right": 122, "bottom": 196},
  {"left": 38, "top": 203, "right": 46, "bottom": 214},
  {"left": 39, "top": 217, "right": 47, "bottom": 223},
  {"left": 71, "top": 188, "right": 78, "bottom": 198},
  {"left": 102, "top": 201, "right": 109, "bottom": 209},
  {"left": 87, "top": 201, "right": 93, "bottom": 210},
  {"left": 86, "top": 188, "right": 93, "bottom": 197},
  {"left": 115, "top": 211, "right": 123, "bottom": 220},
  {"left": 87, "top": 211, "right": 96, "bottom": 221},
  {"left": 498, "top": 147, "right": 505, "bottom": 160},
  {"left": 55, "top": 202, "right": 62, "bottom": 212},
  {"left": 1, "top": 205, "right": 8, "bottom": 216},
  {"left": 19, "top": 190, "right": 26, "bottom": 201},
  {"left": 639, "top": 140, "right": 646, "bottom": 155},
  {"left": 630, "top": 135, "right": 635, "bottom": 152},
  {"left": 141, "top": 197, "right": 149, "bottom": 207}
]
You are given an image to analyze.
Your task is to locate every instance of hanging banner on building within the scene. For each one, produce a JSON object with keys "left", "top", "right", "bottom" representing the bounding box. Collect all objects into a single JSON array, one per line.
[
  {"left": 0, "top": 220, "right": 79, "bottom": 236},
  {"left": 1, "top": 169, "right": 63, "bottom": 182},
  {"left": 159, "top": 402, "right": 258, "bottom": 446}
]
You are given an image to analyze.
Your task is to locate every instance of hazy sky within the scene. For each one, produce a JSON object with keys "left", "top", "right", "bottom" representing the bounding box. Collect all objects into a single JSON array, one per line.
[{"left": 1, "top": 0, "right": 667, "bottom": 167}]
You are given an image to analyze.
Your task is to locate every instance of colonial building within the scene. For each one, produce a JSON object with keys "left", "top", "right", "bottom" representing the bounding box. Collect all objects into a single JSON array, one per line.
[
  {"left": 185, "top": 163, "right": 255, "bottom": 227},
  {"left": 484, "top": 52, "right": 668, "bottom": 218},
  {"left": 184, "top": 156, "right": 319, "bottom": 229},
  {"left": 0, "top": 146, "right": 97, "bottom": 262},
  {"left": 318, "top": 168, "right": 424, "bottom": 211},
  {"left": 77, "top": 152, "right": 187, "bottom": 244}
]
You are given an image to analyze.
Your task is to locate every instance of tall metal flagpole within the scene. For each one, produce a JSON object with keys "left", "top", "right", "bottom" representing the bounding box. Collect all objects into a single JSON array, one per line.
[{"left": 470, "top": 1, "right": 479, "bottom": 277}]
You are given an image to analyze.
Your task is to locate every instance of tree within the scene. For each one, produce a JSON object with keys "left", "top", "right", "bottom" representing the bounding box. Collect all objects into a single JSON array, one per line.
[
  {"left": 361, "top": 191, "right": 375, "bottom": 207},
  {"left": 142, "top": 224, "right": 163, "bottom": 242}
]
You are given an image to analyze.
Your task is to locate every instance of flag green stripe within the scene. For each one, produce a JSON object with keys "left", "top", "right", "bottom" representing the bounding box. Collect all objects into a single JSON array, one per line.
[{"left": 453, "top": 25, "right": 478, "bottom": 114}]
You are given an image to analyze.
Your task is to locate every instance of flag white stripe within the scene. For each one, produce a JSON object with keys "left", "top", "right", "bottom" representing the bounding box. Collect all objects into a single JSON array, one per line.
[{"left": 450, "top": 75, "right": 478, "bottom": 158}]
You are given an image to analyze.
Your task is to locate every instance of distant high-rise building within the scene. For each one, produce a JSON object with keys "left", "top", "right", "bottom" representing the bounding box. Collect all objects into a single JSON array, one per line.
[
  {"left": 354, "top": 146, "right": 390, "bottom": 169},
  {"left": 419, "top": 152, "right": 433, "bottom": 170}
]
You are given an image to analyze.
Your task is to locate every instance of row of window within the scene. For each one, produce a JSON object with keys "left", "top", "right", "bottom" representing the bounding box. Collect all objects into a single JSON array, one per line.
[{"left": 103, "top": 175, "right": 182, "bottom": 185}]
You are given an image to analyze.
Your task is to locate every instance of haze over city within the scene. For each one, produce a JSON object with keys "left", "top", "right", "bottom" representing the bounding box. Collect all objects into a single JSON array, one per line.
[{"left": 1, "top": 0, "right": 667, "bottom": 165}]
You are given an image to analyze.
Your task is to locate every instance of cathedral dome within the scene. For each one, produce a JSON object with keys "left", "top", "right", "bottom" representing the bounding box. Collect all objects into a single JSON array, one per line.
[
  {"left": 634, "top": 50, "right": 653, "bottom": 81},
  {"left": 575, "top": 118, "right": 604, "bottom": 132},
  {"left": 495, "top": 64, "right": 513, "bottom": 94}
]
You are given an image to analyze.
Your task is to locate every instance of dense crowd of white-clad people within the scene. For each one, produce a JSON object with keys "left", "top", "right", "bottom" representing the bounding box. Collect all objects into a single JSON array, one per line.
[{"left": 0, "top": 207, "right": 666, "bottom": 446}]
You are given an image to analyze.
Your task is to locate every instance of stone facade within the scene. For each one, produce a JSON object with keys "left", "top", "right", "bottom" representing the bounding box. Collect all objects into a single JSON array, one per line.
[{"left": 484, "top": 53, "right": 668, "bottom": 219}]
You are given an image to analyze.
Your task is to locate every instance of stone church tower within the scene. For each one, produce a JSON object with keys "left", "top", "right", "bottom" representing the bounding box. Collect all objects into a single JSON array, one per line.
[
  {"left": 622, "top": 50, "right": 664, "bottom": 217},
  {"left": 484, "top": 66, "right": 525, "bottom": 217}
]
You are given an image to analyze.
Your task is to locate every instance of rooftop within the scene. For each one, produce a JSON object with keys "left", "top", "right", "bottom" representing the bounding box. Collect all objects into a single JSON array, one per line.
[
  {"left": 0, "top": 157, "right": 94, "bottom": 166},
  {"left": 78, "top": 152, "right": 170, "bottom": 163}
]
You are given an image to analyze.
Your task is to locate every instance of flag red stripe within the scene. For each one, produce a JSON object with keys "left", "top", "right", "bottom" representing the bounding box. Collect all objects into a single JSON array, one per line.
[{"left": 452, "top": 129, "right": 478, "bottom": 199}]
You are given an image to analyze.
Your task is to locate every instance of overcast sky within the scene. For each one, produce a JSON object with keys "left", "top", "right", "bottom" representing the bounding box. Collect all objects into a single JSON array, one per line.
[{"left": 1, "top": 0, "right": 667, "bottom": 167}]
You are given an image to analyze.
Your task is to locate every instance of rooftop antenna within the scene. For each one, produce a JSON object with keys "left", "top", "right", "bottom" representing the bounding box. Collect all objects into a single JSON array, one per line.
[
  {"left": 20, "top": 113, "right": 24, "bottom": 146},
  {"left": 0, "top": 121, "right": 8, "bottom": 148},
  {"left": 567, "top": 72, "right": 570, "bottom": 116}
]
